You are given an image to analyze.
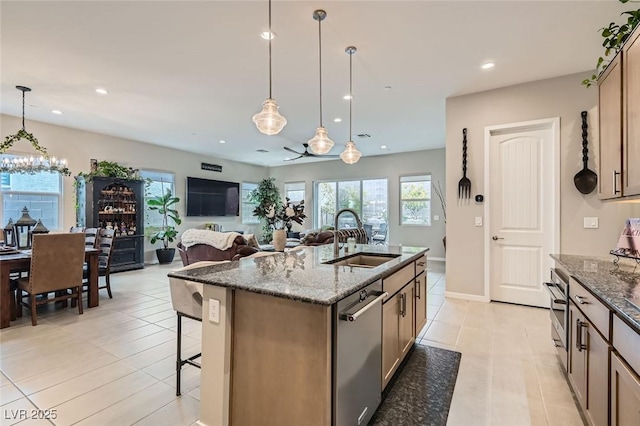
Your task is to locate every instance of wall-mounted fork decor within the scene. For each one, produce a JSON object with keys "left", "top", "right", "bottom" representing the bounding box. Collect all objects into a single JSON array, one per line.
[{"left": 458, "top": 128, "right": 471, "bottom": 199}]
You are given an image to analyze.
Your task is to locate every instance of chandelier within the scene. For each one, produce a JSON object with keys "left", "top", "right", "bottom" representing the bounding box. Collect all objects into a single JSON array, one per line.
[
  {"left": 252, "top": 0, "right": 287, "bottom": 135},
  {"left": 307, "top": 9, "right": 335, "bottom": 155},
  {"left": 340, "top": 47, "right": 362, "bottom": 165},
  {"left": 1, "top": 86, "right": 70, "bottom": 175}
]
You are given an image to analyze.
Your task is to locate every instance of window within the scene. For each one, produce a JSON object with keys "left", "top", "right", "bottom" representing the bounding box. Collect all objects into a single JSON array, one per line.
[
  {"left": 140, "top": 170, "right": 175, "bottom": 229},
  {"left": 400, "top": 175, "right": 431, "bottom": 226},
  {"left": 284, "top": 182, "right": 305, "bottom": 204},
  {"left": 314, "top": 179, "right": 387, "bottom": 231},
  {"left": 241, "top": 182, "right": 260, "bottom": 224},
  {"left": 0, "top": 155, "right": 62, "bottom": 230}
]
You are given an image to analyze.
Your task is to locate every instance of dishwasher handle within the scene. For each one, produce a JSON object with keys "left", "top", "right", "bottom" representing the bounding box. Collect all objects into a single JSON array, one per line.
[{"left": 341, "top": 292, "right": 388, "bottom": 322}]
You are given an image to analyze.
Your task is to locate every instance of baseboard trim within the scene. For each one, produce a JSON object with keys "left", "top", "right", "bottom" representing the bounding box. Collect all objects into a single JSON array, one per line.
[
  {"left": 444, "top": 291, "right": 489, "bottom": 303},
  {"left": 428, "top": 257, "right": 445, "bottom": 262}
]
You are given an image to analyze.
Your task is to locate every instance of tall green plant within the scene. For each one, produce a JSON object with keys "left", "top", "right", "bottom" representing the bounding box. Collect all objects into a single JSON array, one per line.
[
  {"left": 249, "top": 177, "right": 281, "bottom": 243},
  {"left": 148, "top": 188, "right": 182, "bottom": 249},
  {"left": 583, "top": 0, "right": 640, "bottom": 87}
]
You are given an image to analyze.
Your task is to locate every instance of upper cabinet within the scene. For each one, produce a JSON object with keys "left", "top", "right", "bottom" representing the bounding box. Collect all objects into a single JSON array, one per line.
[{"left": 599, "top": 25, "right": 640, "bottom": 199}]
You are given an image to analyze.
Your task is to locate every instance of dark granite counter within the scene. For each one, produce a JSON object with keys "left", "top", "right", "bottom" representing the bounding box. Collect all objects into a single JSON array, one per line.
[
  {"left": 551, "top": 254, "right": 640, "bottom": 334},
  {"left": 168, "top": 244, "right": 428, "bottom": 305}
]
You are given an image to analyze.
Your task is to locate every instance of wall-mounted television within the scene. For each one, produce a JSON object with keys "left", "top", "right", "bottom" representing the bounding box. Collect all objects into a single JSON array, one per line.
[{"left": 186, "top": 177, "right": 239, "bottom": 217}]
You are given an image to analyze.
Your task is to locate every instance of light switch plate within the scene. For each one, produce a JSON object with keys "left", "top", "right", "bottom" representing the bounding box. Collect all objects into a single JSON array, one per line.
[
  {"left": 434, "top": 215, "right": 440, "bottom": 221},
  {"left": 475, "top": 216, "right": 483, "bottom": 227},
  {"left": 583, "top": 217, "right": 599, "bottom": 229},
  {"left": 209, "top": 298, "right": 220, "bottom": 324}
]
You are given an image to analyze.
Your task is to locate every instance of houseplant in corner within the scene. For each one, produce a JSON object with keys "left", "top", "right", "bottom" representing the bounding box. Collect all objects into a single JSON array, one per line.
[
  {"left": 148, "top": 188, "right": 182, "bottom": 264},
  {"left": 248, "top": 177, "right": 282, "bottom": 243}
]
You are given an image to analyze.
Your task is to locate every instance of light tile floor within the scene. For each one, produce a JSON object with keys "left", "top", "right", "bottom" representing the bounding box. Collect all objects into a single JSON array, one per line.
[{"left": 0, "top": 260, "right": 583, "bottom": 425}]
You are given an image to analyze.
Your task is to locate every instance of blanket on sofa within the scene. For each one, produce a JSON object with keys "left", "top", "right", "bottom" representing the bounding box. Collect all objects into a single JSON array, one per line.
[{"left": 180, "top": 229, "right": 243, "bottom": 250}]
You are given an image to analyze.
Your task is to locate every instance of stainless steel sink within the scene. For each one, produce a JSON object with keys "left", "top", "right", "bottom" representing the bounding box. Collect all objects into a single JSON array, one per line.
[{"left": 324, "top": 253, "right": 401, "bottom": 268}]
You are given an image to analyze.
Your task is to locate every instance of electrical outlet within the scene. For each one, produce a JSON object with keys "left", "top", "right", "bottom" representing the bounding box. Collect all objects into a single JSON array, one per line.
[
  {"left": 583, "top": 217, "right": 599, "bottom": 229},
  {"left": 209, "top": 298, "right": 220, "bottom": 324},
  {"left": 475, "top": 216, "right": 483, "bottom": 227},
  {"left": 434, "top": 215, "right": 440, "bottom": 221}
]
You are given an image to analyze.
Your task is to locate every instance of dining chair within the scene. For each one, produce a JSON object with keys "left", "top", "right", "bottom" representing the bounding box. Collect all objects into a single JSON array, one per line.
[
  {"left": 372, "top": 222, "right": 388, "bottom": 245},
  {"left": 16, "top": 233, "right": 85, "bottom": 326},
  {"left": 169, "top": 260, "right": 229, "bottom": 395},
  {"left": 84, "top": 228, "right": 115, "bottom": 299},
  {"left": 69, "top": 226, "right": 85, "bottom": 233},
  {"left": 84, "top": 227, "right": 99, "bottom": 248},
  {"left": 363, "top": 224, "right": 373, "bottom": 244}
]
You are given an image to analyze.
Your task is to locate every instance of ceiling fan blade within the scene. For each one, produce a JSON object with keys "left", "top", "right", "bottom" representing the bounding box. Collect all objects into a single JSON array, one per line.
[
  {"left": 284, "top": 146, "right": 303, "bottom": 155},
  {"left": 314, "top": 154, "right": 340, "bottom": 158},
  {"left": 284, "top": 155, "right": 304, "bottom": 161}
]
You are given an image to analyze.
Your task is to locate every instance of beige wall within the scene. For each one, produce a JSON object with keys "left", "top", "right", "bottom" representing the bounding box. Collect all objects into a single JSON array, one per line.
[
  {"left": 445, "top": 71, "right": 640, "bottom": 297},
  {"left": 268, "top": 149, "right": 446, "bottom": 258},
  {"left": 0, "top": 114, "right": 268, "bottom": 262}
]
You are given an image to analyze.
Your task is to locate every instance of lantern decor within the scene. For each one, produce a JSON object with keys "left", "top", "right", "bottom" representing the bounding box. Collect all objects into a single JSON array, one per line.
[
  {"left": 31, "top": 220, "right": 50, "bottom": 235},
  {"left": 14, "top": 207, "right": 37, "bottom": 249},
  {"left": 3, "top": 218, "right": 16, "bottom": 247}
]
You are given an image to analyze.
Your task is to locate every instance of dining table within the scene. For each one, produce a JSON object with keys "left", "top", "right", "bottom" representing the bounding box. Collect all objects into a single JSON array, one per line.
[{"left": 0, "top": 247, "right": 100, "bottom": 329}]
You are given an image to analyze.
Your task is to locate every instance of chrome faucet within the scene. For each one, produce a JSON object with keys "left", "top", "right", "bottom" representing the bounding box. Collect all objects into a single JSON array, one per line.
[{"left": 333, "top": 208, "right": 363, "bottom": 254}]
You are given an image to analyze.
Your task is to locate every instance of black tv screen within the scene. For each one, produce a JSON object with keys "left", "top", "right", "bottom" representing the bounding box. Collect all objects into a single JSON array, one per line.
[{"left": 186, "top": 177, "right": 239, "bottom": 217}]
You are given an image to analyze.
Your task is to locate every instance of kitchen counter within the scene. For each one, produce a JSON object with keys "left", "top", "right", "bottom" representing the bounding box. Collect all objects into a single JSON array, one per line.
[
  {"left": 551, "top": 254, "right": 640, "bottom": 333},
  {"left": 168, "top": 244, "right": 429, "bottom": 305}
]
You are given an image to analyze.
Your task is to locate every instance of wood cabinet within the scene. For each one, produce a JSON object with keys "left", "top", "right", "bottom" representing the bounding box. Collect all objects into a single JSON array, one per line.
[
  {"left": 415, "top": 271, "right": 427, "bottom": 335},
  {"left": 381, "top": 257, "right": 425, "bottom": 390},
  {"left": 76, "top": 176, "right": 145, "bottom": 272},
  {"left": 568, "top": 302, "right": 609, "bottom": 426},
  {"left": 598, "top": 25, "right": 640, "bottom": 199},
  {"left": 611, "top": 351, "right": 640, "bottom": 426},
  {"left": 623, "top": 27, "right": 640, "bottom": 196}
]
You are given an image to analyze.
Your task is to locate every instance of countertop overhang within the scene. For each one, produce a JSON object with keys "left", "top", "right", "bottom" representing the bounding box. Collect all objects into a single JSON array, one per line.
[
  {"left": 551, "top": 254, "right": 640, "bottom": 334},
  {"left": 168, "top": 244, "right": 429, "bottom": 305}
]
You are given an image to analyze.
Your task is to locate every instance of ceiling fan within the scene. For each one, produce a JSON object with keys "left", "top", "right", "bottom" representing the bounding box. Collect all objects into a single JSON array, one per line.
[{"left": 283, "top": 143, "right": 340, "bottom": 161}]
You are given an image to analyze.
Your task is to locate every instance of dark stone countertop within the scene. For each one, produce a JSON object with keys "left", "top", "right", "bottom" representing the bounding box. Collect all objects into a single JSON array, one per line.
[
  {"left": 168, "top": 244, "right": 429, "bottom": 305},
  {"left": 551, "top": 254, "right": 640, "bottom": 334}
]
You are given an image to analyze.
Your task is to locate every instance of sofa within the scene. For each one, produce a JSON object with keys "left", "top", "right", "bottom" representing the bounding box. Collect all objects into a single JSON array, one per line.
[{"left": 177, "top": 230, "right": 260, "bottom": 266}]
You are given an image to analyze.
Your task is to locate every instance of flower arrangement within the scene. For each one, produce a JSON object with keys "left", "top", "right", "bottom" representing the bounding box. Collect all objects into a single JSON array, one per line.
[{"left": 265, "top": 198, "right": 306, "bottom": 232}]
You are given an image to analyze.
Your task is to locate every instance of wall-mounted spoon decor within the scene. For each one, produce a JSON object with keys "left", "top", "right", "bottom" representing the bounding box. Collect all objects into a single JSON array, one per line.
[{"left": 574, "top": 111, "right": 598, "bottom": 194}]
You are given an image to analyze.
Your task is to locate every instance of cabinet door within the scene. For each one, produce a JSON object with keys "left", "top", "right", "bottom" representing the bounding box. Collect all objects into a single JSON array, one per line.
[
  {"left": 399, "top": 284, "right": 415, "bottom": 360},
  {"left": 586, "top": 321, "right": 609, "bottom": 426},
  {"left": 415, "top": 272, "right": 427, "bottom": 336},
  {"left": 623, "top": 27, "right": 640, "bottom": 196},
  {"left": 611, "top": 351, "right": 640, "bottom": 426},
  {"left": 598, "top": 54, "right": 623, "bottom": 199},
  {"left": 382, "top": 294, "right": 400, "bottom": 389},
  {"left": 569, "top": 303, "right": 587, "bottom": 405}
]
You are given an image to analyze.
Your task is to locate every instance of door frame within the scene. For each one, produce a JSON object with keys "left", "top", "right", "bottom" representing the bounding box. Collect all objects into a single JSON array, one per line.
[{"left": 483, "top": 117, "right": 560, "bottom": 302}]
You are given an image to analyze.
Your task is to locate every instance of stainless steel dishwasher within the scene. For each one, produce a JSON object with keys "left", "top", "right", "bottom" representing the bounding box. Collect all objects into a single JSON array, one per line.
[{"left": 334, "top": 279, "right": 387, "bottom": 426}]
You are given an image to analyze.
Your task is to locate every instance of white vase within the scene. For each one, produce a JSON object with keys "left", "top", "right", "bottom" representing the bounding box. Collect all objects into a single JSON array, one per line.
[{"left": 272, "top": 229, "right": 286, "bottom": 252}]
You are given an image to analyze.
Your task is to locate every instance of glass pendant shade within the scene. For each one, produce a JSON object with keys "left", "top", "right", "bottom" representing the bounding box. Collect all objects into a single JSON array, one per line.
[
  {"left": 252, "top": 98, "right": 287, "bottom": 135},
  {"left": 308, "top": 126, "right": 334, "bottom": 155},
  {"left": 340, "top": 141, "right": 362, "bottom": 164}
]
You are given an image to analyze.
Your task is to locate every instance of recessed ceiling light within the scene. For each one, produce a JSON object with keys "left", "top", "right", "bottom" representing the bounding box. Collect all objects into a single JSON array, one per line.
[
  {"left": 95, "top": 88, "right": 108, "bottom": 95},
  {"left": 343, "top": 95, "right": 353, "bottom": 100},
  {"left": 481, "top": 62, "right": 495, "bottom": 70},
  {"left": 381, "top": 145, "right": 387, "bottom": 149},
  {"left": 51, "top": 110, "right": 63, "bottom": 115},
  {"left": 260, "top": 31, "right": 275, "bottom": 40},
  {"left": 284, "top": 157, "right": 290, "bottom": 161},
  {"left": 333, "top": 118, "right": 342, "bottom": 123},
  {"left": 219, "top": 140, "right": 226, "bottom": 144}
]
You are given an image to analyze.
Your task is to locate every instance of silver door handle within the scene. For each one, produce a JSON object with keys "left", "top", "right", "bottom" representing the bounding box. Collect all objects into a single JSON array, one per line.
[
  {"left": 341, "top": 292, "right": 388, "bottom": 322},
  {"left": 400, "top": 293, "right": 407, "bottom": 317},
  {"left": 575, "top": 295, "right": 589, "bottom": 305},
  {"left": 492, "top": 236, "right": 504, "bottom": 241},
  {"left": 415, "top": 279, "right": 421, "bottom": 299},
  {"left": 552, "top": 338, "right": 562, "bottom": 348},
  {"left": 543, "top": 282, "right": 566, "bottom": 304}
]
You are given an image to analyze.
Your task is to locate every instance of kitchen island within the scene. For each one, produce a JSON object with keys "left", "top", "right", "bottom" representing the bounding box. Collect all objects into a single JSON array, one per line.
[{"left": 168, "top": 243, "right": 429, "bottom": 426}]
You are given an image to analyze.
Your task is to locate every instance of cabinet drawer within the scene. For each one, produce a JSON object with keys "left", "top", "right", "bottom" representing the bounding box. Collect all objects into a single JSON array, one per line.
[
  {"left": 114, "top": 236, "right": 139, "bottom": 250},
  {"left": 570, "top": 278, "right": 610, "bottom": 340},
  {"left": 383, "top": 263, "right": 414, "bottom": 301},
  {"left": 613, "top": 315, "right": 640, "bottom": 375},
  {"left": 415, "top": 255, "right": 426, "bottom": 276}
]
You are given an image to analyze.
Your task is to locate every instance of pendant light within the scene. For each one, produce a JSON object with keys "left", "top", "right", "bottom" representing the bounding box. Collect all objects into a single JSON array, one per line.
[
  {"left": 252, "top": 0, "right": 287, "bottom": 135},
  {"left": 0, "top": 86, "right": 69, "bottom": 175},
  {"left": 340, "top": 46, "right": 362, "bottom": 165},
  {"left": 307, "top": 9, "right": 334, "bottom": 155}
]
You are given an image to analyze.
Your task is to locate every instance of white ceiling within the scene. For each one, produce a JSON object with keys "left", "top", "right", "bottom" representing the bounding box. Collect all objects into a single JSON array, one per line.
[{"left": 0, "top": 1, "right": 626, "bottom": 167}]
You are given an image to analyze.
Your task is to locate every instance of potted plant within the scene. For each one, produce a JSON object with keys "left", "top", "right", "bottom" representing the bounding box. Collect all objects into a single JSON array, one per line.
[
  {"left": 148, "top": 188, "right": 182, "bottom": 264},
  {"left": 248, "top": 177, "right": 282, "bottom": 243}
]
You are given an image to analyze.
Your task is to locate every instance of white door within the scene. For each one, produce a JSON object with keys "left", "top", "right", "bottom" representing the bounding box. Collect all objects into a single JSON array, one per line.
[{"left": 486, "top": 119, "right": 559, "bottom": 308}]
